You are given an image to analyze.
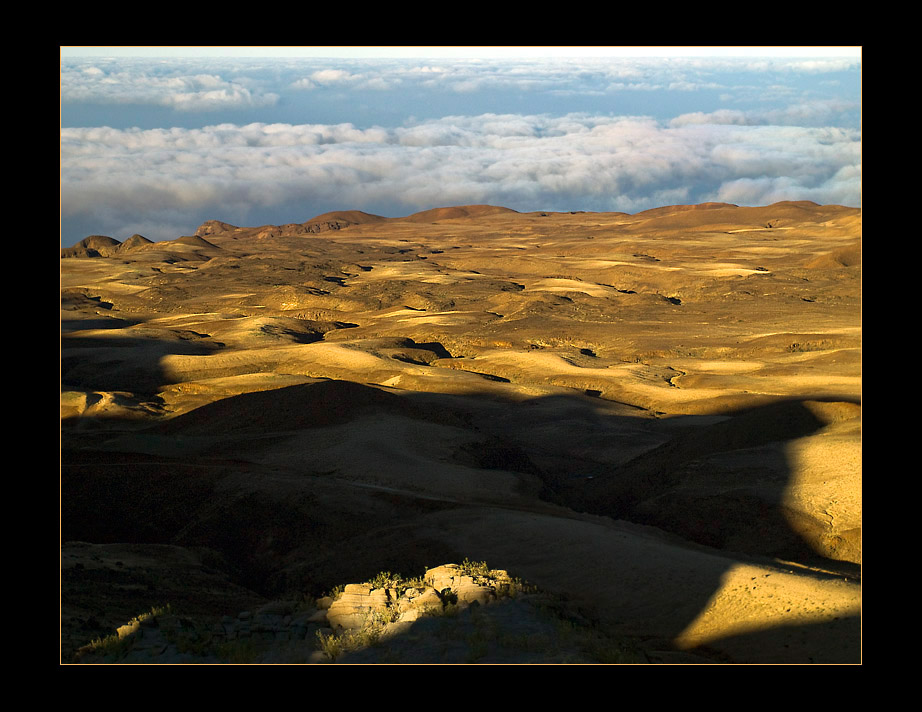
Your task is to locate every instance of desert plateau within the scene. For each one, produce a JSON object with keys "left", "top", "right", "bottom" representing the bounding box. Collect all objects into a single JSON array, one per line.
[{"left": 60, "top": 200, "right": 861, "bottom": 664}]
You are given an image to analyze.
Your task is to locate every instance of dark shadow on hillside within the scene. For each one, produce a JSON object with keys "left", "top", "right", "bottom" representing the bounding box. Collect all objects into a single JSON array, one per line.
[
  {"left": 61, "top": 320, "right": 222, "bottom": 397},
  {"left": 61, "top": 363, "right": 860, "bottom": 662},
  {"left": 549, "top": 397, "right": 862, "bottom": 573}
]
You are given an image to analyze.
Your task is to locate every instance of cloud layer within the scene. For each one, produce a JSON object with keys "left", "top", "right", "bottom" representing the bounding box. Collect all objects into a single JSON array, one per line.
[
  {"left": 61, "top": 112, "right": 859, "bottom": 239},
  {"left": 60, "top": 54, "right": 861, "bottom": 243},
  {"left": 61, "top": 55, "right": 860, "bottom": 107}
]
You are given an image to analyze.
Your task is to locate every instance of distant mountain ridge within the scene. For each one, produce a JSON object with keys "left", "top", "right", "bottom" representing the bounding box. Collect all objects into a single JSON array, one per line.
[
  {"left": 296, "top": 205, "right": 519, "bottom": 232},
  {"left": 62, "top": 205, "right": 522, "bottom": 253},
  {"left": 399, "top": 205, "right": 519, "bottom": 222},
  {"left": 61, "top": 201, "right": 857, "bottom": 254},
  {"left": 60, "top": 233, "right": 219, "bottom": 259},
  {"left": 61, "top": 234, "right": 153, "bottom": 258}
]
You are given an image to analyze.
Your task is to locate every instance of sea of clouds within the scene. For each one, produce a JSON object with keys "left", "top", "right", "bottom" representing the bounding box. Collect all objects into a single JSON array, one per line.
[{"left": 60, "top": 54, "right": 861, "bottom": 244}]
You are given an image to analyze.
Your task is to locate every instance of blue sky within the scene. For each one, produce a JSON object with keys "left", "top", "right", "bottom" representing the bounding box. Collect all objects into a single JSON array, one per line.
[{"left": 60, "top": 46, "right": 861, "bottom": 245}]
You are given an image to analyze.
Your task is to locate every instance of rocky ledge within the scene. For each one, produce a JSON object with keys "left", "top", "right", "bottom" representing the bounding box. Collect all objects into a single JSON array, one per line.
[{"left": 73, "top": 562, "right": 647, "bottom": 664}]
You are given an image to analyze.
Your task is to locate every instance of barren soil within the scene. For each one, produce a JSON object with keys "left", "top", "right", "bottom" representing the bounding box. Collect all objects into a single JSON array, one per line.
[{"left": 61, "top": 201, "right": 861, "bottom": 663}]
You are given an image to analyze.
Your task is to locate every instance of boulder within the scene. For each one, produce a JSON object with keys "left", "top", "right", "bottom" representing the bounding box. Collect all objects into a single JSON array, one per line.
[
  {"left": 424, "top": 564, "right": 497, "bottom": 604},
  {"left": 325, "top": 584, "right": 390, "bottom": 630}
]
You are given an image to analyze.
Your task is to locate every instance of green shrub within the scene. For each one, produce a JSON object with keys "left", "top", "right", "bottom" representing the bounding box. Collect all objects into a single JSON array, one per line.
[
  {"left": 75, "top": 604, "right": 172, "bottom": 662},
  {"left": 315, "top": 627, "right": 383, "bottom": 661}
]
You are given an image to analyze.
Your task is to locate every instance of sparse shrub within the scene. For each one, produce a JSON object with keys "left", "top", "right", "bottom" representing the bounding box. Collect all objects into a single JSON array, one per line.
[
  {"left": 428, "top": 600, "right": 461, "bottom": 618},
  {"left": 78, "top": 631, "right": 133, "bottom": 662},
  {"left": 369, "top": 606, "right": 400, "bottom": 625},
  {"left": 368, "top": 570, "right": 398, "bottom": 590},
  {"left": 75, "top": 604, "right": 172, "bottom": 662},
  {"left": 315, "top": 627, "right": 383, "bottom": 661},
  {"left": 457, "top": 557, "right": 492, "bottom": 579},
  {"left": 316, "top": 630, "right": 346, "bottom": 661},
  {"left": 364, "top": 569, "right": 426, "bottom": 598}
]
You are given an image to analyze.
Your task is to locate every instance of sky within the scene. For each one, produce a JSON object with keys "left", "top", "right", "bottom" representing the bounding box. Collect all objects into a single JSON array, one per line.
[{"left": 60, "top": 46, "right": 861, "bottom": 246}]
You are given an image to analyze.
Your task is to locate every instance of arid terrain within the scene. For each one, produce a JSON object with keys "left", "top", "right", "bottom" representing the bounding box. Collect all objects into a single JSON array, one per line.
[{"left": 61, "top": 201, "right": 861, "bottom": 664}]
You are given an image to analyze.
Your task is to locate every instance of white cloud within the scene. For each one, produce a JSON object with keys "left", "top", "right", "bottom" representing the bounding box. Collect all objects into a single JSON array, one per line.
[
  {"left": 60, "top": 60, "right": 280, "bottom": 111},
  {"left": 308, "top": 68, "right": 358, "bottom": 84},
  {"left": 60, "top": 54, "right": 860, "bottom": 243},
  {"left": 61, "top": 54, "right": 861, "bottom": 126},
  {"left": 61, "top": 110, "right": 861, "bottom": 243},
  {"left": 670, "top": 99, "right": 858, "bottom": 128}
]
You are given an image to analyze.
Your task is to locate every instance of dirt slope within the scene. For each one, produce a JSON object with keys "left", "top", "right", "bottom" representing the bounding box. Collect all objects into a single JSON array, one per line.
[{"left": 61, "top": 201, "right": 861, "bottom": 664}]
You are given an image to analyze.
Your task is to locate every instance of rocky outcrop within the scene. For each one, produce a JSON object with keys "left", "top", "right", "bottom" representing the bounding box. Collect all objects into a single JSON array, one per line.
[
  {"left": 324, "top": 564, "right": 510, "bottom": 633},
  {"left": 61, "top": 235, "right": 122, "bottom": 258},
  {"left": 119, "top": 234, "right": 154, "bottom": 252},
  {"left": 72, "top": 563, "right": 587, "bottom": 664},
  {"left": 302, "top": 210, "right": 386, "bottom": 232},
  {"left": 194, "top": 220, "right": 238, "bottom": 237},
  {"left": 61, "top": 233, "right": 156, "bottom": 258}
]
